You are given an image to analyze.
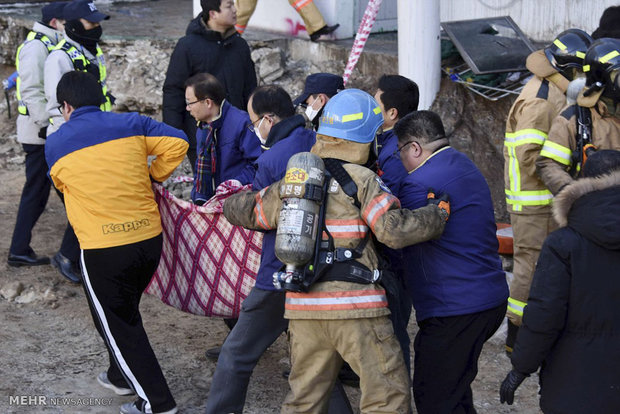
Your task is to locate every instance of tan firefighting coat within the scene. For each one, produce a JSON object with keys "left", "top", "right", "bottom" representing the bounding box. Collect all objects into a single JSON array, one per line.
[
  {"left": 503, "top": 50, "right": 568, "bottom": 213},
  {"left": 537, "top": 93, "right": 620, "bottom": 195},
  {"left": 223, "top": 134, "right": 446, "bottom": 320}
]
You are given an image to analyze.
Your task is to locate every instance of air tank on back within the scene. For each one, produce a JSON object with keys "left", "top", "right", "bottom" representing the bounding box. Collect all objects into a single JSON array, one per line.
[{"left": 273, "top": 152, "right": 325, "bottom": 291}]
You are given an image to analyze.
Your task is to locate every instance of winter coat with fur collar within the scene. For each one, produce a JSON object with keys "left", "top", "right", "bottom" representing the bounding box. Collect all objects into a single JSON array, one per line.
[{"left": 511, "top": 171, "right": 620, "bottom": 414}]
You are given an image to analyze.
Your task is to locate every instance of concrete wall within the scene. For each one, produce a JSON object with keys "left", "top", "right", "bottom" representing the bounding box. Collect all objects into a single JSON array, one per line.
[
  {"left": 194, "top": 0, "right": 615, "bottom": 41},
  {"left": 193, "top": 0, "right": 398, "bottom": 39},
  {"left": 440, "top": 0, "right": 615, "bottom": 42}
]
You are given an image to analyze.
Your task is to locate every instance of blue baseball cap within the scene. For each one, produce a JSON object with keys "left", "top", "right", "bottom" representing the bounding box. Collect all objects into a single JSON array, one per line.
[
  {"left": 64, "top": 0, "right": 110, "bottom": 22},
  {"left": 41, "top": 2, "right": 68, "bottom": 24}
]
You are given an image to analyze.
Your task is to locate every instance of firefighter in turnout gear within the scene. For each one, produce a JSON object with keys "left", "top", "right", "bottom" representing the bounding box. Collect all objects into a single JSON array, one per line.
[
  {"left": 223, "top": 89, "right": 450, "bottom": 413},
  {"left": 537, "top": 37, "right": 620, "bottom": 195},
  {"left": 503, "top": 29, "right": 592, "bottom": 353}
]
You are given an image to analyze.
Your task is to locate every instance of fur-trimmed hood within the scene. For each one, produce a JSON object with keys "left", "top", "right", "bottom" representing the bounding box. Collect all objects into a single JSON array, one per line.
[{"left": 553, "top": 171, "right": 620, "bottom": 250}]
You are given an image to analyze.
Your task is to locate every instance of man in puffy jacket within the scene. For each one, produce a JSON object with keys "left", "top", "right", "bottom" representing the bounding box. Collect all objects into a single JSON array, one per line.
[
  {"left": 8, "top": 2, "right": 67, "bottom": 269},
  {"left": 221, "top": 89, "right": 450, "bottom": 413},
  {"left": 501, "top": 149, "right": 620, "bottom": 414},
  {"left": 163, "top": 0, "right": 257, "bottom": 169},
  {"left": 185, "top": 73, "right": 261, "bottom": 205}
]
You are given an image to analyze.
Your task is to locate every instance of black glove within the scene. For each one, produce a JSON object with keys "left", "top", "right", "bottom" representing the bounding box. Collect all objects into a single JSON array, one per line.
[
  {"left": 38, "top": 126, "right": 47, "bottom": 139},
  {"left": 500, "top": 370, "right": 528, "bottom": 405},
  {"left": 427, "top": 188, "right": 450, "bottom": 221}
]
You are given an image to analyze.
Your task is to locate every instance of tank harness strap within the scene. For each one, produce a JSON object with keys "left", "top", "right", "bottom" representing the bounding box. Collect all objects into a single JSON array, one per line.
[
  {"left": 323, "top": 158, "right": 361, "bottom": 208},
  {"left": 320, "top": 262, "right": 381, "bottom": 284},
  {"left": 310, "top": 158, "right": 379, "bottom": 286},
  {"left": 570, "top": 105, "right": 594, "bottom": 178}
]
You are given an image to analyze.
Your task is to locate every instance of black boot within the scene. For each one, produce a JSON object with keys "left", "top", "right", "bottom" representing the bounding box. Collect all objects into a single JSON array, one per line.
[{"left": 310, "top": 24, "right": 340, "bottom": 42}]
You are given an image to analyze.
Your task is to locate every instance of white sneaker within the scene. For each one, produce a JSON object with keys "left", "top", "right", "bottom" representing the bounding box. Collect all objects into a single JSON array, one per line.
[
  {"left": 97, "top": 372, "right": 135, "bottom": 396},
  {"left": 120, "top": 400, "right": 178, "bottom": 414}
]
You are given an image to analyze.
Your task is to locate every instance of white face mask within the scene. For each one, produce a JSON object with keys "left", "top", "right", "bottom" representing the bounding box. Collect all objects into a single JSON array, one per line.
[
  {"left": 255, "top": 117, "right": 267, "bottom": 145},
  {"left": 304, "top": 96, "right": 320, "bottom": 122}
]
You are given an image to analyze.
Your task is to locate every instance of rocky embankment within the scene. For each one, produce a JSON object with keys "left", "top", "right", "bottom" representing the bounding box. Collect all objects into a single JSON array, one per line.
[{"left": 0, "top": 13, "right": 512, "bottom": 221}]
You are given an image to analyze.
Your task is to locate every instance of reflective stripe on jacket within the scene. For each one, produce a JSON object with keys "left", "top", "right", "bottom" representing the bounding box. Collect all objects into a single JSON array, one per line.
[
  {"left": 503, "top": 65, "right": 567, "bottom": 213},
  {"left": 223, "top": 136, "right": 446, "bottom": 319},
  {"left": 537, "top": 100, "right": 620, "bottom": 194},
  {"left": 16, "top": 31, "right": 55, "bottom": 116},
  {"left": 54, "top": 39, "right": 112, "bottom": 111},
  {"left": 15, "top": 22, "right": 63, "bottom": 144}
]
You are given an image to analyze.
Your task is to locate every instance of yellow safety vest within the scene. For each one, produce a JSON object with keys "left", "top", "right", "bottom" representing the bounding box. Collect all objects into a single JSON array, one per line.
[
  {"left": 15, "top": 31, "right": 55, "bottom": 116},
  {"left": 54, "top": 39, "right": 112, "bottom": 111}
]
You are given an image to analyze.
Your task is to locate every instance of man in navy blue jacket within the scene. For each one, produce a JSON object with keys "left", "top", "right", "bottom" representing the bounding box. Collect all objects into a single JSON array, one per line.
[
  {"left": 185, "top": 73, "right": 261, "bottom": 205},
  {"left": 373, "top": 74, "right": 419, "bottom": 195},
  {"left": 394, "top": 110, "right": 509, "bottom": 414},
  {"left": 205, "top": 85, "right": 316, "bottom": 414}
]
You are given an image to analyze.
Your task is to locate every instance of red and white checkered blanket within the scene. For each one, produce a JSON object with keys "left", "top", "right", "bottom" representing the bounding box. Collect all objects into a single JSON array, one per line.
[{"left": 146, "top": 181, "right": 262, "bottom": 317}]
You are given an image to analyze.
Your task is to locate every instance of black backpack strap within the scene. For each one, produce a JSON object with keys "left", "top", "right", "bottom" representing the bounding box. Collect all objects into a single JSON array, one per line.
[
  {"left": 323, "top": 158, "right": 361, "bottom": 208},
  {"left": 570, "top": 105, "right": 593, "bottom": 178}
]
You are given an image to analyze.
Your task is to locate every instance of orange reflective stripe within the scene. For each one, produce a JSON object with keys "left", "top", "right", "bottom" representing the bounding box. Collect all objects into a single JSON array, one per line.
[
  {"left": 253, "top": 191, "right": 271, "bottom": 230},
  {"left": 325, "top": 218, "right": 368, "bottom": 238},
  {"left": 362, "top": 193, "right": 398, "bottom": 232},
  {"left": 285, "top": 289, "right": 388, "bottom": 311},
  {"left": 292, "top": 0, "right": 313, "bottom": 11}
]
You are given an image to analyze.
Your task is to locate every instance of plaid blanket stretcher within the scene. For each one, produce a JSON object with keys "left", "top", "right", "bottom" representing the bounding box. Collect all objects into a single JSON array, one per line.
[{"left": 146, "top": 181, "right": 262, "bottom": 317}]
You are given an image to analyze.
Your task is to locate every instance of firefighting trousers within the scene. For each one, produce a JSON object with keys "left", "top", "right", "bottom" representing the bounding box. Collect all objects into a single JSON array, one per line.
[
  {"left": 234, "top": 0, "right": 326, "bottom": 35},
  {"left": 282, "top": 316, "right": 411, "bottom": 414},
  {"left": 81, "top": 234, "right": 176, "bottom": 413},
  {"left": 507, "top": 212, "right": 558, "bottom": 325}
]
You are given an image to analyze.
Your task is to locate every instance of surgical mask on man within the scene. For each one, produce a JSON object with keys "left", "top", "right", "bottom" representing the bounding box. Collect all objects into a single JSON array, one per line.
[
  {"left": 255, "top": 117, "right": 267, "bottom": 145},
  {"left": 304, "top": 96, "right": 320, "bottom": 121}
]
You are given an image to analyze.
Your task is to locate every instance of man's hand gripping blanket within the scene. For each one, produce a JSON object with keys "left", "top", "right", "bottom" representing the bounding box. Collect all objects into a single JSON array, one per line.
[{"left": 146, "top": 180, "right": 262, "bottom": 317}]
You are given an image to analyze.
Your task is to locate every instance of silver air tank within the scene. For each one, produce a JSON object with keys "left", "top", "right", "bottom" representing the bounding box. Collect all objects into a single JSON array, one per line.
[{"left": 273, "top": 152, "right": 325, "bottom": 290}]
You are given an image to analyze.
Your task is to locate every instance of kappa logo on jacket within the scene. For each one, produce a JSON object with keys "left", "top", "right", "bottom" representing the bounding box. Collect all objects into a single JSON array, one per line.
[{"left": 102, "top": 219, "right": 150, "bottom": 234}]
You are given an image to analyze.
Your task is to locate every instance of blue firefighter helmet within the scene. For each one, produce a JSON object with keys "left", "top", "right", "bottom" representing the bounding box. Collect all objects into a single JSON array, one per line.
[{"left": 317, "top": 89, "right": 384, "bottom": 143}]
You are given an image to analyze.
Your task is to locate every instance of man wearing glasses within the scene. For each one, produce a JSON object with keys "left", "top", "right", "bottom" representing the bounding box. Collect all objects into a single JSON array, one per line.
[
  {"left": 205, "top": 84, "right": 317, "bottom": 414},
  {"left": 394, "top": 110, "right": 508, "bottom": 414},
  {"left": 184, "top": 73, "right": 261, "bottom": 206}
]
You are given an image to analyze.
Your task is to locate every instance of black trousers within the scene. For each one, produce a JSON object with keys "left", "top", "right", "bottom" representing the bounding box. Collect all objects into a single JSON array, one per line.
[
  {"left": 413, "top": 302, "right": 506, "bottom": 414},
  {"left": 10, "top": 144, "right": 79, "bottom": 262},
  {"left": 81, "top": 234, "right": 176, "bottom": 413}
]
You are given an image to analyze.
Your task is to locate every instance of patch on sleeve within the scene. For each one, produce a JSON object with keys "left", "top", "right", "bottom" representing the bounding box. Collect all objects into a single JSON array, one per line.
[
  {"left": 375, "top": 176, "right": 392, "bottom": 194},
  {"left": 328, "top": 179, "right": 340, "bottom": 193}
]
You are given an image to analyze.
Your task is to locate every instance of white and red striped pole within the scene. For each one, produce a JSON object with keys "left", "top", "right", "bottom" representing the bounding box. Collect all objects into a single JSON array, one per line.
[{"left": 342, "top": 0, "right": 384, "bottom": 86}]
